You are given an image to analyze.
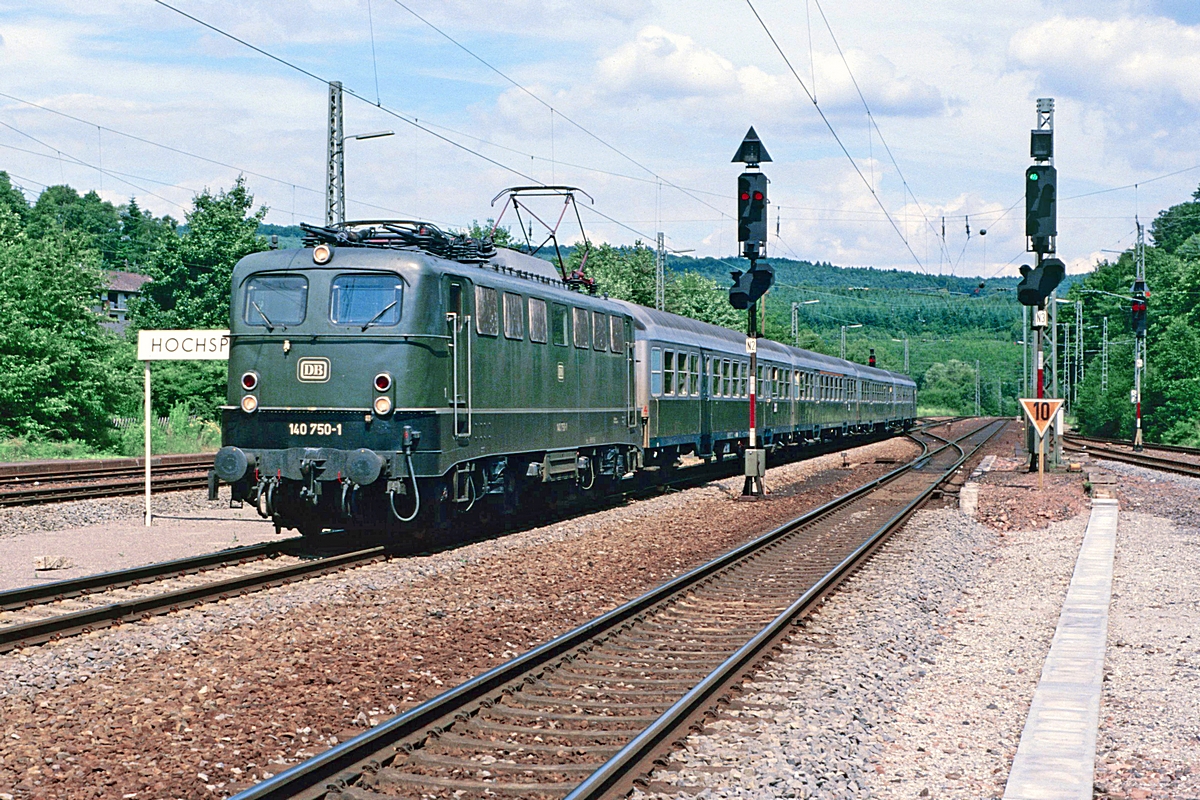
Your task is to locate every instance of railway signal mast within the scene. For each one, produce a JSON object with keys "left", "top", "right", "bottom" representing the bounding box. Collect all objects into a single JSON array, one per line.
[
  {"left": 729, "top": 128, "right": 774, "bottom": 497},
  {"left": 1131, "top": 221, "right": 1148, "bottom": 451},
  {"left": 1016, "top": 98, "right": 1066, "bottom": 471}
]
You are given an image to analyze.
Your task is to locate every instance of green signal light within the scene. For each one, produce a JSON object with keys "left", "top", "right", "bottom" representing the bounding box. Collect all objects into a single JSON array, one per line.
[{"left": 1029, "top": 172, "right": 1039, "bottom": 181}]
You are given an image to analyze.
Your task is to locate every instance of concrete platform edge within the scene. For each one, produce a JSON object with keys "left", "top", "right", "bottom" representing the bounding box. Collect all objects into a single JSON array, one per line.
[{"left": 1002, "top": 498, "right": 1119, "bottom": 800}]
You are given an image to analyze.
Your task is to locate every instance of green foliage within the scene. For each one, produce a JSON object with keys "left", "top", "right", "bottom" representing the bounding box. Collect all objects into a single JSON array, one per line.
[
  {"left": 465, "top": 219, "right": 513, "bottom": 248},
  {"left": 116, "top": 402, "right": 221, "bottom": 457},
  {"left": 1069, "top": 185, "right": 1200, "bottom": 443},
  {"left": 130, "top": 177, "right": 268, "bottom": 418},
  {"left": 0, "top": 206, "right": 134, "bottom": 442},
  {"left": 1150, "top": 184, "right": 1200, "bottom": 253},
  {"left": 132, "top": 176, "right": 268, "bottom": 330},
  {"left": 920, "top": 360, "right": 978, "bottom": 413},
  {"left": 665, "top": 270, "right": 743, "bottom": 329},
  {"left": 0, "top": 437, "right": 108, "bottom": 461}
]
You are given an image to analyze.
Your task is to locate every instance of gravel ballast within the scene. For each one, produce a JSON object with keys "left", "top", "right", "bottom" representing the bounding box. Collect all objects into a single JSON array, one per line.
[
  {"left": 0, "top": 436, "right": 919, "bottom": 799},
  {"left": 633, "top": 507, "right": 1088, "bottom": 800}
]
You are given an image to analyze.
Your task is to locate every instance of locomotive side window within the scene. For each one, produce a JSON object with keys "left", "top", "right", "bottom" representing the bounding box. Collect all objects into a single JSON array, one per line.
[
  {"left": 528, "top": 298, "right": 548, "bottom": 343},
  {"left": 475, "top": 286, "right": 499, "bottom": 336},
  {"left": 572, "top": 308, "right": 589, "bottom": 348},
  {"left": 664, "top": 350, "right": 675, "bottom": 395},
  {"left": 503, "top": 292, "right": 525, "bottom": 340},
  {"left": 610, "top": 315, "right": 625, "bottom": 352},
  {"left": 650, "top": 347, "right": 663, "bottom": 396},
  {"left": 244, "top": 275, "right": 308, "bottom": 327},
  {"left": 330, "top": 274, "right": 402, "bottom": 327},
  {"left": 592, "top": 311, "right": 607, "bottom": 351},
  {"left": 552, "top": 303, "right": 568, "bottom": 346}
]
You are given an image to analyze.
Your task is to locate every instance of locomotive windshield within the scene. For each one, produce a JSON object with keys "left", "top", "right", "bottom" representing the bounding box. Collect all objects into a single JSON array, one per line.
[
  {"left": 243, "top": 275, "right": 308, "bottom": 328},
  {"left": 331, "top": 274, "right": 403, "bottom": 328}
]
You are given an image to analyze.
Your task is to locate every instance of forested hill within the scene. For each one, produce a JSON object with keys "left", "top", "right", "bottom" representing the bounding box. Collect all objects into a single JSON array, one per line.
[{"left": 670, "top": 254, "right": 1023, "bottom": 293}]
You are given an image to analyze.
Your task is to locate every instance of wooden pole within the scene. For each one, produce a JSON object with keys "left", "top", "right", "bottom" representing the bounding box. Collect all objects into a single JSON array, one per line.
[{"left": 1038, "top": 430, "right": 1045, "bottom": 490}]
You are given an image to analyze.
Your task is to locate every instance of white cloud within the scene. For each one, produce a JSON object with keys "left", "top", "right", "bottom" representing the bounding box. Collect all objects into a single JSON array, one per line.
[{"left": 1010, "top": 14, "right": 1200, "bottom": 105}]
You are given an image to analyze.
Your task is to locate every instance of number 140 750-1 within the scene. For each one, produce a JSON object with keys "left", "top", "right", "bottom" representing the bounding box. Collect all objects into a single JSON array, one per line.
[{"left": 288, "top": 422, "right": 343, "bottom": 436}]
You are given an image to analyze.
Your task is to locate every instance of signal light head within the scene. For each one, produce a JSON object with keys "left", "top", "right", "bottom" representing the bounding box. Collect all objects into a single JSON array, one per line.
[
  {"left": 374, "top": 372, "right": 392, "bottom": 392},
  {"left": 240, "top": 371, "right": 259, "bottom": 391},
  {"left": 1028, "top": 172, "right": 1039, "bottom": 181}
]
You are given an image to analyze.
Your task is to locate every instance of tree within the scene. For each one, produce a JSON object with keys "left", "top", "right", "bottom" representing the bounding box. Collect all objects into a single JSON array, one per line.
[
  {"left": 1150, "top": 184, "right": 1200, "bottom": 253},
  {"left": 920, "top": 360, "right": 977, "bottom": 413},
  {"left": 131, "top": 177, "right": 268, "bottom": 417},
  {"left": 0, "top": 207, "right": 134, "bottom": 442},
  {"left": 465, "top": 219, "right": 513, "bottom": 249},
  {"left": 0, "top": 172, "right": 28, "bottom": 224},
  {"left": 665, "top": 270, "right": 742, "bottom": 329},
  {"left": 570, "top": 242, "right": 656, "bottom": 307},
  {"left": 132, "top": 176, "right": 267, "bottom": 330}
]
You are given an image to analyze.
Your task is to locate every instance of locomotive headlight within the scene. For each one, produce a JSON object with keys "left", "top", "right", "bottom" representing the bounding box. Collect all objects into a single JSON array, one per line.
[
  {"left": 312, "top": 243, "right": 334, "bottom": 264},
  {"left": 373, "top": 372, "right": 392, "bottom": 392},
  {"left": 240, "top": 394, "right": 259, "bottom": 413},
  {"left": 372, "top": 395, "right": 393, "bottom": 416},
  {"left": 241, "top": 371, "right": 259, "bottom": 391}
]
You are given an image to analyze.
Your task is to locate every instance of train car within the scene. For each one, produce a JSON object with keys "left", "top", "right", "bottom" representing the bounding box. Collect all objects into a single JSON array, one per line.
[
  {"left": 212, "top": 221, "right": 916, "bottom": 537},
  {"left": 622, "top": 303, "right": 915, "bottom": 466}
]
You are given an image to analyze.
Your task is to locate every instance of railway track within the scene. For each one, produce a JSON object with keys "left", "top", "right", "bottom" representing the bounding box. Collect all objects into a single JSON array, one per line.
[
  {"left": 0, "top": 539, "right": 387, "bottom": 654},
  {"left": 1063, "top": 433, "right": 1200, "bottom": 479},
  {"left": 0, "top": 453, "right": 214, "bottom": 507},
  {"left": 231, "top": 417, "right": 1004, "bottom": 800}
]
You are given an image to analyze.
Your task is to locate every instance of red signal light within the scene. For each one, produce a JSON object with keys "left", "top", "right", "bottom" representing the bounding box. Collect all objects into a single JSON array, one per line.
[
  {"left": 753, "top": 191, "right": 764, "bottom": 201},
  {"left": 740, "top": 192, "right": 749, "bottom": 201}
]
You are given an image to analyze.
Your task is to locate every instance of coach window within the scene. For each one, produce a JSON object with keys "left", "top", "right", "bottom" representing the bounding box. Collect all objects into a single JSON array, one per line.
[
  {"left": 592, "top": 311, "right": 607, "bottom": 351},
  {"left": 664, "top": 351, "right": 676, "bottom": 395},
  {"left": 741, "top": 362, "right": 749, "bottom": 397},
  {"left": 707, "top": 357, "right": 716, "bottom": 397},
  {"left": 689, "top": 354, "right": 700, "bottom": 396},
  {"left": 572, "top": 307, "right": 590, "bottom": 348},
  {"left": 475, "top": 286, "right": 499, "bottom": 336},
  {"left": 721, "top": 359, "right": 730, "bottom": 397},
  {"left": 244, "top": 274, "right": 308, "bottom": 327},
  {"left": 528, "top": 298, "right": 548, "bottom": 343},
  {"left": 503, "top": 292, "right": 525, "bottom": 340},
  {"left": 651, "top": 347, "right": 663, "bottom": 396},
  {"left": 610, "top": 315, "right": 625, "bottom": 352}
]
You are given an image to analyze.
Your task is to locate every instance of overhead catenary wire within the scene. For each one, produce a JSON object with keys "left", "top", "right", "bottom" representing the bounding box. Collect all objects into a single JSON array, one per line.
[
  {"left": 741, "top": 0, "right": 928, "bottom": 272},
  {"left": 384, "top": 0, "right": 733, "bottom": 223},
  {"left": 150, "top": 0, "right": 665, "bottom": 243}
]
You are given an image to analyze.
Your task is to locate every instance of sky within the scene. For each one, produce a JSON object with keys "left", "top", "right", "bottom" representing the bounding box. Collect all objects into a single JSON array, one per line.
[{"left": 0, "top": 0, "right": 1198, "bottom": 278}]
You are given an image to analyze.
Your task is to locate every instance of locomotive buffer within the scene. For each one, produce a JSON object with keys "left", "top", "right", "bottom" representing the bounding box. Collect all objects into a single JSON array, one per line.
[{"left": 730, "top": 128, "right": 774, "bottom": 497}]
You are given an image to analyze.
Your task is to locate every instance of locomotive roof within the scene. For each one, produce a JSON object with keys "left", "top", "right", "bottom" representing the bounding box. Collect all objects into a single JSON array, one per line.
[{"left": 613, "top": 301, "right": 914, "bottom": 386}]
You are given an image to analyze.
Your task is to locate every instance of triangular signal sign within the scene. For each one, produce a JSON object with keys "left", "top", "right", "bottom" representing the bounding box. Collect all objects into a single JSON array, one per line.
[{"left": 1019, "top": 398, "right": 1064, "bottom": 437}]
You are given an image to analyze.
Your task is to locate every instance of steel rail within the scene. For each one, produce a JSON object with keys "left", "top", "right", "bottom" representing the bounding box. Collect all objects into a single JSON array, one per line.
[
  {"left": 567, "top": 419, "right": 1003, "bottom": 800},
  {"left": 0, "top": 546, "right": 386, "bottom": 654},
  {"left": 229, "top": 419, "right": 999, "bottom": 800},
  {"left": 1062, "top": 432, "right": 1200, "bottom": 457},
  {"left": 0, "top": 538, "right": 303, "bottom": 612},
  {"left": 1063, "top": 435, "right": 1200, "bottom": 479}
]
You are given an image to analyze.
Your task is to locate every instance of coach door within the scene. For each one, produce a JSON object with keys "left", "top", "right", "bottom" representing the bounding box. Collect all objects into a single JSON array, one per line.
[{"left": 445, "top": 277, "right": 472, "bottom": 439}]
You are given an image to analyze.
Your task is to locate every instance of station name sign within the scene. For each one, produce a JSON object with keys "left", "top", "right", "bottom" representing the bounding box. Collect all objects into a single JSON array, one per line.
[{"left": 137, "top": 329, "right": 231, "bottom": 361}]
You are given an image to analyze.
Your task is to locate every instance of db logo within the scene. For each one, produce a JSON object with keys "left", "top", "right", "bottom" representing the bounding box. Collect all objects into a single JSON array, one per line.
[{"left": 297, "top": 357, "right": 330, "bottom": 383}]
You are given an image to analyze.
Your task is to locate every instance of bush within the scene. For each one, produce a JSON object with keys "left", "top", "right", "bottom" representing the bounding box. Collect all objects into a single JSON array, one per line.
[{"left": 116, "top": 403, "right": 221, "bottom": 457}]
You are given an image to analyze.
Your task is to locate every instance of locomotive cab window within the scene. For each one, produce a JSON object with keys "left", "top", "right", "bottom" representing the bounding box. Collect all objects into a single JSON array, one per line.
[
  {"left": 475, "top": 286, "right": 499, "bottom": 336},
  {"left": 573, "top": 308, "right": 590, "bottom": 348},
  {"left": 503, "top": 292, "right": 525, "bottom": 340},
  {"left": 244, "top": 274, "right": 308, "bottom": 328},
  {"left": 330, "top": 274, "right": 402, "bottom": 327}
]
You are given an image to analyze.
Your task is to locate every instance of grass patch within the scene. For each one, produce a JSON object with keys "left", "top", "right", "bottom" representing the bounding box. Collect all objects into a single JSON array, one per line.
[
  {"left": 0, "top": 438, "right": 109, "bottom": 462},
  {"left": 116, "top": 404, "right": 221, "bottom": 457}
]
